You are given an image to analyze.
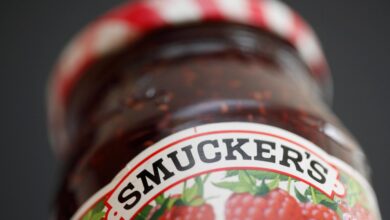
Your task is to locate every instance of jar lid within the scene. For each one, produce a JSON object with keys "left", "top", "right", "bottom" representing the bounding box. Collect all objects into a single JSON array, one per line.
[{"left": 48, "top": 0, "right": 330, "bottom": 157}]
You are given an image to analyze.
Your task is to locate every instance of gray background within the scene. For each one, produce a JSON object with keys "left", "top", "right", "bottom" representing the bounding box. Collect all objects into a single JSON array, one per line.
[{"left": 0, "top": 0, "right": 389, "bottom": 219}]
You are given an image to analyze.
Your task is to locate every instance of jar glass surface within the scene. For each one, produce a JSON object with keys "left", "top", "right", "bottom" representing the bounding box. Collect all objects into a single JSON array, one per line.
[{"left": 52, "top": 23, "right": 371, "bottom": 219}]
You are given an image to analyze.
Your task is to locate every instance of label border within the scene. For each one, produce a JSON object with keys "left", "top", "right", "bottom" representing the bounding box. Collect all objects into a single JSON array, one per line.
[{"left": 71, "top": 122, "right": 379, "bottom": 220}]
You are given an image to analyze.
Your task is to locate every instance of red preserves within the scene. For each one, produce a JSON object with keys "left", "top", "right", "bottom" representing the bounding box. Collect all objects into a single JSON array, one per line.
[{"left": 48, "top": 1, "right": 381, "bottom": 220}]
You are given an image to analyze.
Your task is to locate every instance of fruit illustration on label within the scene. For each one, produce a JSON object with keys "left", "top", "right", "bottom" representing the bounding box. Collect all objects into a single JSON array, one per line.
[
  {"left": 340, "top": 203, "right": 374, "bottom": 220},
  {"left": 215, "top": 170, "right": 342, "bottom": 220},
  {"left": 73, "top": 124, "right": 380, "bottom": 220},
  {"left": 81, "top": 201, "right": 106, "bottom": 220},
  {"left": 338, "top": 177, "right": 375, "bottom": 220},
  {"left": 225, "top": 189, "right": 302, "bottom": 219},
  {"left": 139, "top": 175, "right": 215, "bottom": 220},
  {"left": 300, "top": 203, "right": 339, "bottom": 220},
  {"left": 78, "top": 168, "right": 378, "bottom": 220},
  {"left": 214, "top": 170, "right": 301, "bottom": 219}
]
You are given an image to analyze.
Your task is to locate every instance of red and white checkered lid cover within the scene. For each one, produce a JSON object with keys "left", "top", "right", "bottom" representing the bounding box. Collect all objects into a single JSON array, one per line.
[{"left": 48, "top": 0, "right": 330, "bottom": 157}]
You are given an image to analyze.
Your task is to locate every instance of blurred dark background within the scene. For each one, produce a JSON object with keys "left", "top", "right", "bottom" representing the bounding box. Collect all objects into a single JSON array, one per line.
[{"left": 1, "top": 0, "right": 389, "bottom": 219}]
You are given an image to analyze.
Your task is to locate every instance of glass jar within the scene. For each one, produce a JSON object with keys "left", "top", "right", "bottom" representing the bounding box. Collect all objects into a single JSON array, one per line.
[{"left": 48, "top": 1, "right": 381, "bottom": 219}]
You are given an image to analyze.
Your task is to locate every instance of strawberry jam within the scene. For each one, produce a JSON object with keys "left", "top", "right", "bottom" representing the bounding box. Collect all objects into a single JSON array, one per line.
[{"left": 49, "top": 1, "right": 381, "bottom": 220}]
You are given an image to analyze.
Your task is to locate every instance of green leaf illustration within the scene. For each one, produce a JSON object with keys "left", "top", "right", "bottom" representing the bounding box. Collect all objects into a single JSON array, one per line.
[
  {"left": 155, "top": 194, "right": 165, "bottom": 205},
  {"left": 239, "top": 171, "right": 254, "bottom": 185},
  {"left": 307, "top": 187, "right": 339, "bottom": 211},
  {"left": 319, "top": 200, "right": 338, "bottom": 211},
  {"left": 294, "top": 187, "right": 309, "bottom": 203},
  {"left": 167, "top": 197, "right": 178, "bottom": 209},
  {"left": 83, "top": 212, "right": 92, "bottom": 220},
  {"left": 267, "top": 175, "right": 280, "bottom": 190},
  {"left": 183, "top": 184, "right": 199, "bottom": 202},
  {"left": 93, "top": 201, "right": 105, "bottom": 213},
  {"left": 213, "top": 181, "right": 254, "bottom": 194},
  {"left": 82, "top": 201, "right": 106, "bottom": 220},
  {"left": 346, "top": 178, "right": 361, "bottom": 207},
  {"left": 247, "top": 170, "right": 289, "bottom": 181},
  {"left": 190, "top": 197, "right": 205, "bottom": 206},
  {"left": 135, "top": 205, "right": 153, "bottom": 220},
  {"left": 256, "top": 179, "right": 270, "bottom": 196},
  {"left": 225, "top": 170, "right": 289, "bottom": 181},
  {"left": 225, "top": 170, "right": 239, "bottom": 178},
  {"left": 195, "top": 177, "right": 204, "bottom": 197},
  {"left": 92, "top": 213, "right": 105, "bottom": 220},
  {"left": 150, "top": 198, "right": 170, "bottom": 220}
]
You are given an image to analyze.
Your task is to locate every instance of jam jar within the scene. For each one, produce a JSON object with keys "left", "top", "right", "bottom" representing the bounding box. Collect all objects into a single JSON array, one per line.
[{"left": 48, "top": 0, "right": 381, "bottom": 219}]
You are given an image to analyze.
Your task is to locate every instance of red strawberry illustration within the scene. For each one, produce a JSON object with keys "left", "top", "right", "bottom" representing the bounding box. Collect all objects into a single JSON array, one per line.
[
  {"left": 215, "top": 170, "right": 303, "bottom": 220},
  {"left": 143, "top": 175, "right": 215, "bottom": 220},
  {"left": 160, "top": 203, "right": 214, "bottom": 220},
  {"left": 300, "top": 203, "right": 340, "bottom": 220},
  {"left": 226, "top": 189, "right": 303, "bottom": 220},
  {"left": 340, "top": 203, "right": 374, "bottom": 220},
  {"left": 339, "top": 175, "right": 376, "bottom": 220}
]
